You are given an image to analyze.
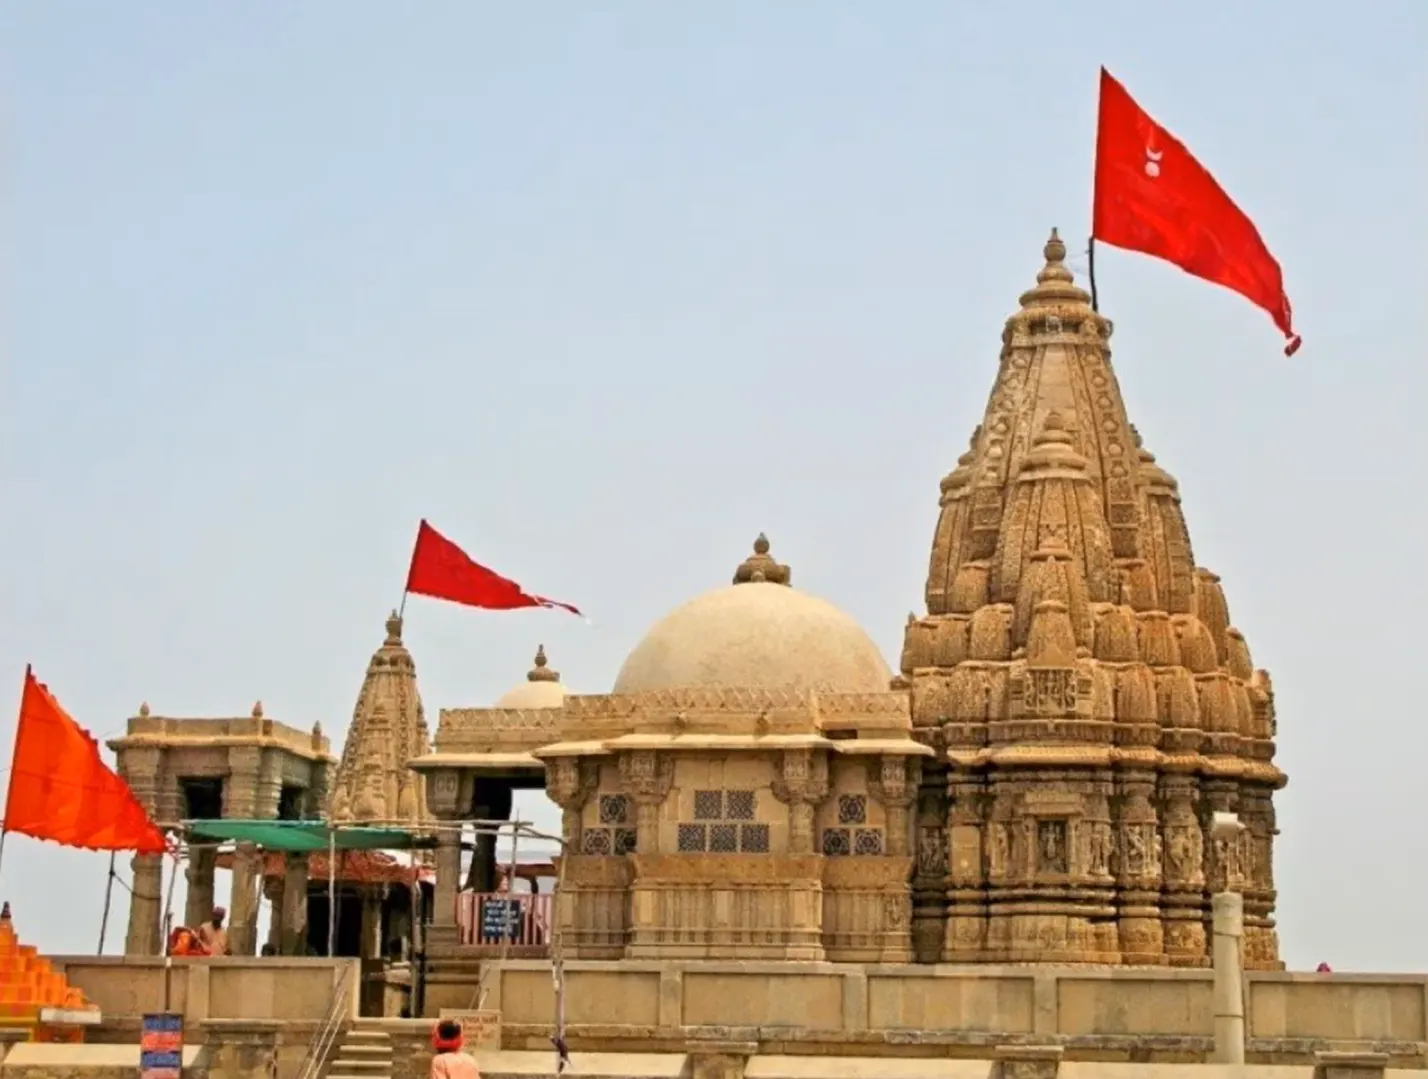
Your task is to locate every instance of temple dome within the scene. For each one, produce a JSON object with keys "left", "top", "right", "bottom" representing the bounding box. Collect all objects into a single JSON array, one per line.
[
  {"left": 494, "top": 645, "right": 567, "bottom": 709},
  {"left": 612, "top": 535, "right": 892, "bottom": 695}
]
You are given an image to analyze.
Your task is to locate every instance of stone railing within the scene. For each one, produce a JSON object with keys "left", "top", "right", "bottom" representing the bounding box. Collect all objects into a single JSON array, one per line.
[{"left": 471, "top": 958, "right": 1428, "bottom": 1066}]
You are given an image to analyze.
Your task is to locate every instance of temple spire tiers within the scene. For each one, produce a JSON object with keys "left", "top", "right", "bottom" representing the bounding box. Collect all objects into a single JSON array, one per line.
[
  {"left": 903, "top": 230, "right": 1286, "bottom": 968},
  {"left": 328, "top": 611, "right": 431, "bottom": 827}
]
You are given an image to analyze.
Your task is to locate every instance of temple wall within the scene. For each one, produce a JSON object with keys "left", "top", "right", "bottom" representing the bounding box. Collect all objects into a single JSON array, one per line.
[{"left": 472, "top": 959, "right": 1428, "bottom": 1065}]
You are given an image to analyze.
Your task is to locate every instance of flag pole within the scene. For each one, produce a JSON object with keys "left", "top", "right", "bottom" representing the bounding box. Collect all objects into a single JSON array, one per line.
[
  {"left": 0, "top": 666, "right": 33, "bottom": 885},
  {"left": 96, "top": 851, "right": 118, "bottom": 954},
  {"left": 1088, "top": 238, "right": 1100, "bottom": 312}
]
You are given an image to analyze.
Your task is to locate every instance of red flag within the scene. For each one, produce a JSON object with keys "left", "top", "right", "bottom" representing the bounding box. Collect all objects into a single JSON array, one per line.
[
  {"left": 1092, "top": 67, "right": 1301, "bottom": 356},
  {"left": 404, "top": 520, "right": 581, "bottom": 616},
  {"left": 4, "top": 668, "right": 168, "bottom": 854}
]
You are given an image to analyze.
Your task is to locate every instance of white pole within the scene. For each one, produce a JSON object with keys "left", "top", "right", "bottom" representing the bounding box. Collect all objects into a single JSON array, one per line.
[{"left": 1210, "top": 812, "right": 1246, "bottom": 1065}]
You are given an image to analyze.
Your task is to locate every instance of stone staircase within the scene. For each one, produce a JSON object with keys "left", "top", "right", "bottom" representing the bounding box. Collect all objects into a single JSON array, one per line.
[{"left": 325, "top": 1021, "right": 393, "bottom": 1079}]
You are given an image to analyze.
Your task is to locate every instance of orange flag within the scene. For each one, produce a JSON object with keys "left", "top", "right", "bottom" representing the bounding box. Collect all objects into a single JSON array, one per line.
[{"left": 4, "top": 667, "right": 167, "bottom": 854}]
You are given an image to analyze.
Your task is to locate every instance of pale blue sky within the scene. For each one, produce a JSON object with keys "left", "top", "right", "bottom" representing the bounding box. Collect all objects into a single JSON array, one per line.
[{"left": 1, "top": 3, "right": 1424, "bottom": 969}]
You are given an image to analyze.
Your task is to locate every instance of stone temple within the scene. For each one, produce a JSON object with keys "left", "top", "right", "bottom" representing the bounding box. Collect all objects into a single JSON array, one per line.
[{"left": 82, "top": 232, "right": 1373, "bottom": 1079}]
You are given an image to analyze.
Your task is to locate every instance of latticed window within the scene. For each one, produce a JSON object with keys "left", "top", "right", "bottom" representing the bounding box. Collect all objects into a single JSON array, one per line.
[
  {"left": 599, "top": 794, "right": 629, "bottom": 825},
  {"left": 680, "top": 790, "right": 764, "bottom": 852},
  {"left": 581, "top": 795, "right": 636, "bottom": 855},
  {"left": 823, "top": 825, "right": 884, "bottom": 857},
  {"left": 838, "top": 794, "right": 867, "bottom": 825}
]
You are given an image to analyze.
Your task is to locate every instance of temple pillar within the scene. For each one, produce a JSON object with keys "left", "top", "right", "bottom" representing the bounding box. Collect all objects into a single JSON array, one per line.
[
  {"left": 360, "top": 887, "right": 386, "bottom": 959},
  {"left": 619, "top": 751, "right": 675, "bottom": 854},
  {"left": 943, "top": 770, "right": 988, "bottom": 962},
  {"left": 228, "top": 843, "right": 261, "bottom": 956},
  {"left": 280, "top": 854, "right": 310, "bottom": 956},
  {"left": 125, "top": 853, "right": 164, "bottom": 956},
  {"left": 263, "top": 877, "right": 283, "bottom": 953},
  {"left": 770, "top": 749, "right": 829, "bottom": 855},
  {"left": 910, "top": 759, "right": 947, "bottom": 963},
  {"left": 185, "top": 846, "right": 217, "bottom": 930}
]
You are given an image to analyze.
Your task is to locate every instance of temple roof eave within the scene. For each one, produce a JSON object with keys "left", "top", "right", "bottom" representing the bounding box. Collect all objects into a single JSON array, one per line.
[{"left": 409, "top": 751, "right": 547, "bottom": 772}]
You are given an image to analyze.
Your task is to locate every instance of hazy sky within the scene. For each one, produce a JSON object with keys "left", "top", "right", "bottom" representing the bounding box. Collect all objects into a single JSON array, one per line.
[{"left": 1, "top": 3, "right": 1424, "bottom": 969}]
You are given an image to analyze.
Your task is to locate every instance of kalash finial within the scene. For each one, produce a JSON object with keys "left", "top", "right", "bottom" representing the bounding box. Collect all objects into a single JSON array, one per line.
[
  {"left": 385, "top": 610, "right": 403, "bottom": 645},
  {"left": 1019, "top": 227, "right": 1091, "bottom": 309},
  {"left": 528, "top": 644, "right": 559, "bottom": 683},
  {"left": 733, "top": 533, "right": 791, "bottom": 586}
]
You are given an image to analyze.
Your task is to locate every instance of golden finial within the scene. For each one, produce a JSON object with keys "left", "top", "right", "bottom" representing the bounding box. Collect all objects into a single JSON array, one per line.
[
  {"left": 733, "top": 533, "right": 791, "bottom": 586},
  {"left": 1044, "top": 227, "right": 1067, "bottom": 264},
  {"left": 1018, "top": 228, "right": 1090, "bottom": 309},
  {"left": 528, "top": 645, "right": 559, "bottom": 683},
  {"left": 252, "top": 701, "right": 264, "bottom": 719},
  {"left": 138, "top": 702, "right": 151, "bottom": 718},
  {"left": 385, "top": 610, "right": 403, "bottom": 645}
]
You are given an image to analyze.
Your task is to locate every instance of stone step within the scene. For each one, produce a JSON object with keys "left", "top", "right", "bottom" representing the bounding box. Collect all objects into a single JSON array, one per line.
[
  {"left": 330, "top": 1058, "right": 392, "bottom": 1073},
  {"left": 336, "top": 1044, "right": 393, "bottom": 1057},
  {"left": 343, "top": 1030, "right": 392, "bottom": 1042}
]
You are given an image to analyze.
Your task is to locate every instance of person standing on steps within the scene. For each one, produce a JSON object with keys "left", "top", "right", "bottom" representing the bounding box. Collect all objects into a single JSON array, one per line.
[{"left": 430, "top": 1019, "right": 480, "bottom": 1079}]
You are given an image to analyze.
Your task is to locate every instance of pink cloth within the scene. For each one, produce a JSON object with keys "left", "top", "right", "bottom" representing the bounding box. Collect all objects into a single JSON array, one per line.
[{"left": 431, "top": 1052, "right": 481, "bottom": 1079}]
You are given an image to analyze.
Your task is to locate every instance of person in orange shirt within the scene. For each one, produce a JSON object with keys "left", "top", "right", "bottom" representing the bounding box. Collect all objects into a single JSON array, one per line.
[
  {"left": 167, "top": 926, "right": 208, "bottom": 957},
  {"left": 429, "top": 1020, "right": 480, "bottom": 1079},
  {"left": 196, "top": 907, "right": 229, "bottom": 956}
]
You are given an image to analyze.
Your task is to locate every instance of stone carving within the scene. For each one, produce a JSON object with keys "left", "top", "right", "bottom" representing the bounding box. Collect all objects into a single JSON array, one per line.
[
  {"left": 771, "top": 749, "right": 831, "bottom": 854},
  {"left": 897, "top": 232, "right": 1284, "bottom": 964},
  {"left": 329, "top": 612, "right": 431, "bottom": 828},
  {"left": 617, "top": 751, "right": 674, "bottom": 854}
]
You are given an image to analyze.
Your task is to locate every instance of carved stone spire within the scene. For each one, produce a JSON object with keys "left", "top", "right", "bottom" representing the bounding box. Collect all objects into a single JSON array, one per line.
[
  {"left": 901, "top": 231, "right": 1287, "bottom": 970},
  {"left": 733, "top": 533, "right": 791, "bottom": 586},
  {"left": 328, "top": 611, "right": 431, "bottom": 827}
]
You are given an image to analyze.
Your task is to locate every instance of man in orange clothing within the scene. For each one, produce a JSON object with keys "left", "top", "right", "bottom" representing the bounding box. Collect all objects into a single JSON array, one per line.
[{"left": 196, "top": 907, "right": 229, "bottom": 956}]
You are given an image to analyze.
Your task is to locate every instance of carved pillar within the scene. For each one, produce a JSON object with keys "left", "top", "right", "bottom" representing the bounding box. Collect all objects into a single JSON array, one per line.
[
  {"left": 280, "top": 854, "right": 310, "bottom": 956},
  {"left": 1239, "top": 785, "right": 1280, "bottom": 969},
  {"left": 770, "top": 749, "right": 830, "bottom": 854},
  {"left": 911, "top": 761, "right": 948, "bottom": 963},
  {"left": 618, "top": 751, "right": 673, "bottom": 854},
  {"left": 425, "top": 769, "right": 463, "bottom": 951},
  {"left": 546, "top": 758, "right": 598, "bottom": 852},
  {"left": 228, "top": 844, "right": 262, "bottom": 956},
  {"left": 1158, "top": 774, "right": 1207, "bottom": 966},
  {"left": 185, "top": 846, "right": 217, "bottom": 930},
  {"left": 125, "top": 854, "right": 165, "bottom": 956},
  {"left": 1115, "top": 771, "right": 1165, "bottom": 964},
  {"left": 868, "top": 756, "right": 919, "bottom": 855},
  {"left": 943, "top": 770, "right": 987, "bottom": 962}
]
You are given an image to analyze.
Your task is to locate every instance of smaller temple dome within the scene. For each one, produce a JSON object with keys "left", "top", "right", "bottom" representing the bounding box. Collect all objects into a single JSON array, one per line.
[
  {"left": 494, "top": 645, "right": 568, "bottom": 709},
  {"left": 613, "top": 535, "right": 892, "bottom": 695}
]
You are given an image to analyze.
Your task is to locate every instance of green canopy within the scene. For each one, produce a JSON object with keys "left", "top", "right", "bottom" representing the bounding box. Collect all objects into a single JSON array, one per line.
[{"left": 184, "top": 819, "right": 426, "bottom": 853}]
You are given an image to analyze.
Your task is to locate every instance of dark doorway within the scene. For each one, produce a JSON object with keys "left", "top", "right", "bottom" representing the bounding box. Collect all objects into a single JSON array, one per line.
[
  {"left": 307, "top": 888, "right": 363, "bottom": 957},
  {"left": 180, "top": 777, "right": 224, "bottom": 820},
  {"left": 277, "top": 785, "right": 307, "bottom": 820}
]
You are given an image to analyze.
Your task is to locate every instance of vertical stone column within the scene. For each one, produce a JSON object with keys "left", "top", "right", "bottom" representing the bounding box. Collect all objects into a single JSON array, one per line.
[
  {"left": 125, "top": 854, "right": 165, "bottom": 956},
  {"left": 944, "top": 770, "right": 987, "bottom": 962},
  {"left": 770, "top": 749, "right": 830, "bottom": 855},
  {"left": 280, "top": 854, "right": 310, "bottom": 956},
  {"left": 618, "top": 751, "right": 674, "bottom": 854},
  {"left": 228, "top": 844, "right": 262, "bottom": 956},
  {"left": 1211, "top": 891, "right": 1245, "bottom": 1064},
  {"left": 264, "top": 877, "right": 284, "bottom": 952},
  {"left": 185, "top": 846, "right": 217, "bottom": 930},
  {"left": 1239, "top": 785, "right": 1280, "bottom": 969},
  {"left": 116, "top": 746, "right": 166, "bottom": 956},
  {"left": 547, "top": 758, "right": 597, "bottom": 852},
  {"left": 910, "top": 760, "right": 948, "bottom": 963},
  {"left": 867, "top": 756, "right": 919, "bottom": 855},
  {"left": 1158, "top": 775, "right": 1207, "bottom": 966},
  {"left": 1114, "top": 771, "right": 1164, "bottom": 965},
  {"left": 425, "top": 768, "right": 465, "bottom": 951},
  {"left": 360, "top": 886, "right": 385, "bottom": 959}
]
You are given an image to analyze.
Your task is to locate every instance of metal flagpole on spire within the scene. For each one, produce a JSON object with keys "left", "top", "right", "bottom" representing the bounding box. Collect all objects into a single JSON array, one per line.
[{"left": 1088, "top": 239, "right": 1100, "bottom": 312}]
